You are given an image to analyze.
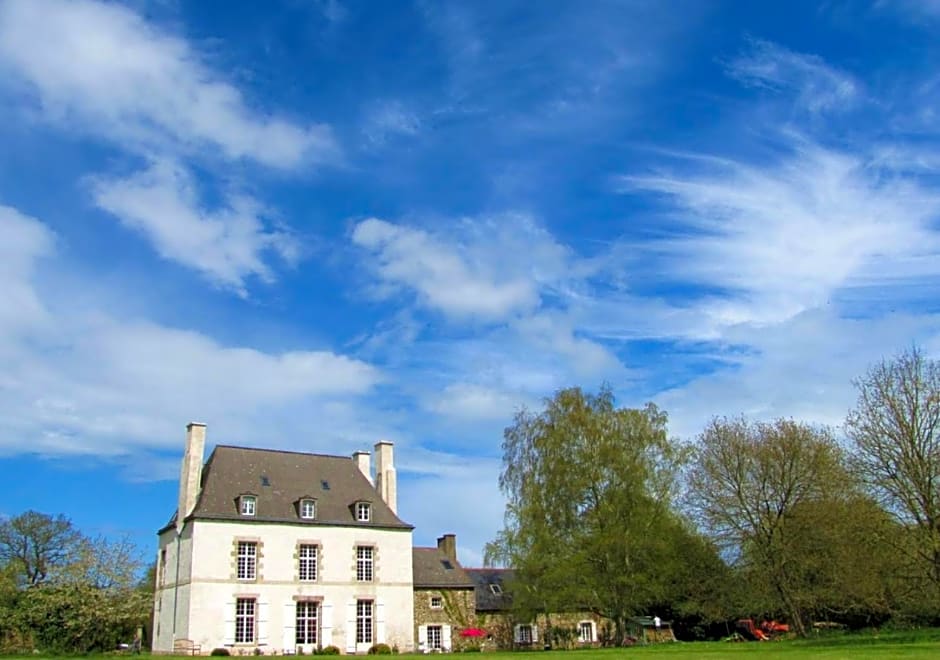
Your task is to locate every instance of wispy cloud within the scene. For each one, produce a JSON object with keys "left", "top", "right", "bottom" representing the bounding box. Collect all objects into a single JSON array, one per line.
[
  {"left": 0, "top": 205, "right": 54, "bottom": 339},
  {"left": 361, "top": 100, "right": 422, "bottom": 146},
  {"left": 0, "top": 0, "right": 338, "bottom": 169},
  {"left": 91, "top": 160, "right": 299, "bottom": 295},
  {"left": 621, "top": 141, "right": 940, "bottom": 326},
  {"left": 727, "top": 39, "right": 858, "bottom": 113}
]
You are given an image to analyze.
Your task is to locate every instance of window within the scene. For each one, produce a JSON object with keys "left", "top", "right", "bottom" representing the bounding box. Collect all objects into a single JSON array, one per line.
[
  {"left": 235, "top": 598, "right": 256, "bottom": 643},
  {"left": 299, "top": 544, "right": 317, "bottom": 582},
  {"left": 427, "top": 625, "right": 442, "bottom": 650},
  {"left": 237, "top": 541, "right": 257, "bottom": 580},
  {"left": 159, "top": 548, "right": 167, "bottom": 587},
  {"left": 240, "top": 495, "right": 256, "bottom": 516},
  {"left": 578, "top": 621, "right": 594, "bottom": 643},
  {"left": 516, "top": 624, "right": 533, "bottom": 644},
  {"left": 300, "top": 499, "right": 316, "bottom": 520},
  {"left": 430, "top": 596, "right": 443, "bottom": 609},
  {"left": 356, "top": 546, "right": 373, "bottom": 582},
  {"left": 489, "top": 583, "right": 502, "bottom": 595},
  {"left": 356, "top": 600, "right": 373, "bottom": 644},
  {"left": 356, "top": 502, "right": 371, "bottom": 522},
  {"left": 295, "top": 601, "right": 318, "bottom": 645}
]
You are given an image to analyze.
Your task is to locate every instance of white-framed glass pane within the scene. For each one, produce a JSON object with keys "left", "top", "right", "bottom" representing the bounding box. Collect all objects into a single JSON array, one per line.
[
  {"left": 356, "top": 546, "right": 373, "bottom": 582},
  {"left": 356, "top": 600, "right": 373, "bottom": 644},
  {"left": 241, "top": 496, "right": 256, "bottom": 516},
  {"left": 295, "top": 601, "right": 319, "bottom": 645},
  {"left": 237, "top": 541, "right": 257, "bottom": 580},
  {"left": 235, "top": 598, "right": 256, "bottom": 643},
  {"left": 299, "top": 544, "right": 317, "bottom": 581},
  {"left": 301, "top": 499, "right": 316, "bottom": 519},
  {"left": 427, "top": 625, "right": 442, "bottom": 649}
]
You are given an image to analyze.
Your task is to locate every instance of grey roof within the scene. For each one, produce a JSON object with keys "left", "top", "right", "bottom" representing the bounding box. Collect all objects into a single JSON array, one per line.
[
  {"left": 412, "top": 547, "right": 475, "bottom": 589},
  {"left": 465, "top": 568, "right": 515, "bottom": 611},
  {"left": 162, "top": 445, "right": 412, "bottom": 532}
]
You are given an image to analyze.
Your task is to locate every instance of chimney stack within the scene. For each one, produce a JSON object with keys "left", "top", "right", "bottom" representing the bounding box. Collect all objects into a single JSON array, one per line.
[
  {"left": 437, "top": 534, "right": 457, "bottom": 564},
  {"left": 374, "top": 441, "right": 397, "bottom": 514},
  {"left": 353, "top": 450, "right": 372, "bottom": 484},
  {"left": 177, "top": 422, "right": 206, "bottom": 531}
]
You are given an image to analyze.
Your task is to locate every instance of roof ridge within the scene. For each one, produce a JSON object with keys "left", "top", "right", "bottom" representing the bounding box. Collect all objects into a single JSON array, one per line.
[{"left": 214, "top": 444, "right": 358, "bottom": 460}]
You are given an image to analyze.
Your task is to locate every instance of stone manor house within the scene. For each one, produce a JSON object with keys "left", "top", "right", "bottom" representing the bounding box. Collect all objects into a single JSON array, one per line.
[{"left": 152, "top": 423, "right": 601, "bottom": 655}]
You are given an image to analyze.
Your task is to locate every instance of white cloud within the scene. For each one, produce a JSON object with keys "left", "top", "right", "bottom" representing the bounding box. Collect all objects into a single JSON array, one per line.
[
  {"left": 429, "top": 382, "right": 523, "bottom": 421},
  {"left": 92, "top": 159, "right": 298, "bottom": 294},
  {"left": 728, "top": 39, "right": 858, "bottom": 113},
  {"left": 0, "top": 206, "right": 381, "bottom": 457},
  {"left": 352, "top": 215, "right": 566, "bottom": 320},
  {"left": 622, "top": 142, "right": 940, "bottom": 327},
  {"left": 0, "top": 205, "right": 54, "bottom": 339},
  {"left": 0, "top": 0, "right": 337, "bottom": 169}
]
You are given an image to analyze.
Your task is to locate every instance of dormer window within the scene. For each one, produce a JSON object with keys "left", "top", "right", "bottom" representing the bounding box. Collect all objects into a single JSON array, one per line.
[
  {"left": 356, "top": 501, "right": 371, "bottom": 522},
  {"left": 240, "top": 495, "right": 257, "bottom": 516},
  {"left": 300, "top": 498, "right": 316, "bottom": 520}
]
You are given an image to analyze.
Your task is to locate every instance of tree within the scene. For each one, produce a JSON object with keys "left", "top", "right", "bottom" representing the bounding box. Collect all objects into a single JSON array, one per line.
[
  {"left": 686, "top": 417, "right": 887, "bottom": 635},
  {"left": 0, "top": 511, "right": 84, "bottom": 586},
  {"left": 845, "top": 346, "right": 940, "bottom": 604},
  {"left": 485, "top": 386, "right": 693, "bottom": 644}
]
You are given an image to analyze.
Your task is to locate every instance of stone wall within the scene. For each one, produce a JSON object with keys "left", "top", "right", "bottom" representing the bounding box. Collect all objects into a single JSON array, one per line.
[{"left": 413, "top": 588, "right": 476, "bottom": 651}]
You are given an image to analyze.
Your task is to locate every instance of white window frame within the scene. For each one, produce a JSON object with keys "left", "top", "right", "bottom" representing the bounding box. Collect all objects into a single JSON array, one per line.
[
  {"left": 429, "top": 595, "right": 443, "bottom": 609},
  {"left": 489, "top": 583, "right": 502, "bottom": 595},
  {"left": 427, "top": 625, "right": 443, "bottom": 650},
  {"left": 237, "top": 541, "right": 257, "bottom": 580},
  {"left": 517, "top": 624, "right": 533, "bottom": 644},
  {"left": 240, "top": 495, "right": 257, "bottom": 516},
  {"left": 356, "top": 599, "right": 373, "bottom": 644},
  {"left": 299, "top": 544, "right": 318, "bottom": 582},
  {"left": 300, "top": 499, "right": 316, "bottom": 520},
  {"left": 296, "top": 601, "right": 319, "bottom": 645},
  {"left": 578, "top": 621, "right": 594, "bottom": 643},
  {"left": 235, "top": 598, "right": 256, "bottom": 643},
  {"left": 356, "top": 545, "right": 374, "bottom": 582},
  {"left": 356, "top": 502, "right": 371, "bottom": 522}
]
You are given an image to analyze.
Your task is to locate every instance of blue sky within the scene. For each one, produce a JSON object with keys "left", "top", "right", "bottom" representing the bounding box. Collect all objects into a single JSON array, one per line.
[{"left": 2, "top": 0, "right": 940, "bottom": 567}]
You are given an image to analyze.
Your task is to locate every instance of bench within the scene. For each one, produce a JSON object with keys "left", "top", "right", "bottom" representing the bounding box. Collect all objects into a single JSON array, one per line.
[{"left": 173, "top": 639, "right": 202, "bottom": 655}]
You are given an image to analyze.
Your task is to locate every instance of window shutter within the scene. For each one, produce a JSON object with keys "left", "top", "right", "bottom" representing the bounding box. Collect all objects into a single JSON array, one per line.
[
  {"left": 591, "top": 622, "right": 597, "bottom": 643},
  {"left": 442, "top": 625, "right": 452, "bottom": 652},
  {"left": 283, "top": 602, "right": 296, "bottom": 651},
  {"left": 223, "top": 601, "right": 236, "bottom": 645},
  {"left": 531, "top": 625, "right": 538, "bottom": 643},
  {"left": 321, "top": 602, "right": 333, "bottom": 648},
  {"left": 418, "top": 625, "right": 427, "bottom": 652},
  {"left": 345, "top": 601, "right": 356, "bottom": 653},
  {"left": 258, "top": 600, "right": 270, "bottom": 646},
  {"left": 513, "top": 625, "right": 521, "bottom": 644},
  {"left": 376, "top": 602, "right": 386, "bottom": 644}
]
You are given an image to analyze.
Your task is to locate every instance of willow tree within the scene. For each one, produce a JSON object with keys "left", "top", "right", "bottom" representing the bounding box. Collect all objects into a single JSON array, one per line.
[
  {"left": 485, "top": 387, "right": 694, "bottom": 643},
  {"left": 846, "top": 346, "right": 940, "bottom": 608}
]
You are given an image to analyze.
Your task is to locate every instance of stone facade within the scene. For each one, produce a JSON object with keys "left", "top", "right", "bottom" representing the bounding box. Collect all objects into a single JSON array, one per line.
[{"left": 413, "top": 588, "right": 476, "bottom": 652}]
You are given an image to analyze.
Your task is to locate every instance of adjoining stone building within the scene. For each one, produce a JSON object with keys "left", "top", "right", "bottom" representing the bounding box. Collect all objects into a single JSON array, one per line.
[
  {"left": 411, "top": 535, "right": 476, "bottom": 652},
  {"left": 152, "top": 424, "right": 415, "bottom": 655}
]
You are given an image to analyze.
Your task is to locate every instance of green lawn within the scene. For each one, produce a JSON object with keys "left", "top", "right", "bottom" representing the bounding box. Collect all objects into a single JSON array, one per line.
[{"left": 5, "top": 633, "right": 940, "bottom": 660}]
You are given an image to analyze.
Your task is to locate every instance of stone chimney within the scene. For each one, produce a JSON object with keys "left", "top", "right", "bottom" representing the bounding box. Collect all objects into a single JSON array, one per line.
[
  {"left": 353, "top": 450, "right": 372, "bottom": 484},
  {"left": 374, "top": 441, "right": 397, "bottom": 514},
  {"left": 437, "top": 534, "right": 457, "bottom": 564},
  {"left": 177, "top": 422, "right": 206, "bottom": 531}
]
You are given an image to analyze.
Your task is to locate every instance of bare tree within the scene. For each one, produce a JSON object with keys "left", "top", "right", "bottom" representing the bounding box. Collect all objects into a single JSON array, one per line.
[
  {"left": 0, "top": 511, "right": 84, "bottom": 586},
  {"left": 846, "top": 346, "right": 940, "bottom": 590}
]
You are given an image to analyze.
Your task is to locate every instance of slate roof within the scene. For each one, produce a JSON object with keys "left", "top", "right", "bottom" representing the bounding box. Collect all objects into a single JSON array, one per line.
[
  {"left": 465, "top": 568, "right": 515, "bottom": 612},
  {"left": 412, "top": 547, "right": 475, "bottom": 588},
  {"left": 161, "top": 445, "right": 412, "bottom": 532}
]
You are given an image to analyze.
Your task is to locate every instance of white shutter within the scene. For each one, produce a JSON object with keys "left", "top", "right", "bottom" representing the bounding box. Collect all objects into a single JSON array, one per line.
[
  {"left": 258, "top": 601, "right": 270, "bottom": 646},
  {"left": 223, "top": 601, "right": 236, "bottom": 645},
  {"left": 321, "top": 602, "right": 333, "bottom": 648},
  {"left": 592, "top": 622, "right": 598, "bottom": 643},
  {"left": 531, "top": 625, "right": 538, "bottom": 643},
  {"left": 418, "top": 625, "right": 427, "bottom": 653},
  {"left": 283, "top": 602, "right": 296, "bottom": 652},
  {"left": 442, "top": 625, "right": 452, "bottom": 652},
  {"left": 376, "top": 602, "right": 386, "bottom": 644},
  {"left": 345, "top": 601, "right": 356, "bottom": 653},
  {"left": 513, "top": 625, "right": 521, "bottom": 644}
]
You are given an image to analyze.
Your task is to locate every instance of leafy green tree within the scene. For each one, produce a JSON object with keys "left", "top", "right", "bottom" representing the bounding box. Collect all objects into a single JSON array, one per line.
[
  {"left": 0, "top": 511, "right": 84, "bottom": 586},
  {"left": 687, "top": 417, "right": 888, "bottom": 635},
  {"left": 846, "top": 346, "right": 940, "bottom": 607},
  {"left": 485, "top": 386, "right": 692, "bottom": 643}
]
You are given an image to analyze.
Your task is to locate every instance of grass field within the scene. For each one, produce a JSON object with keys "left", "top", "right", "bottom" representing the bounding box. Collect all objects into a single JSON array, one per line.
[{"left": 5, "top": 632, "right": 940, "bottom": 660}]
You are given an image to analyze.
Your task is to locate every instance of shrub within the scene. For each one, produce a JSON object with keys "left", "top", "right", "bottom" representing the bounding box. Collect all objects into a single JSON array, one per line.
[
  {"left": 368, "top": 643, "right": 393, "bottom": 654},
  {"left": 320, "top": 645, "right": 341, "bottom": 655},
  {"left": 211, "top": 649, "right": 231, "bottom": 656}
]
